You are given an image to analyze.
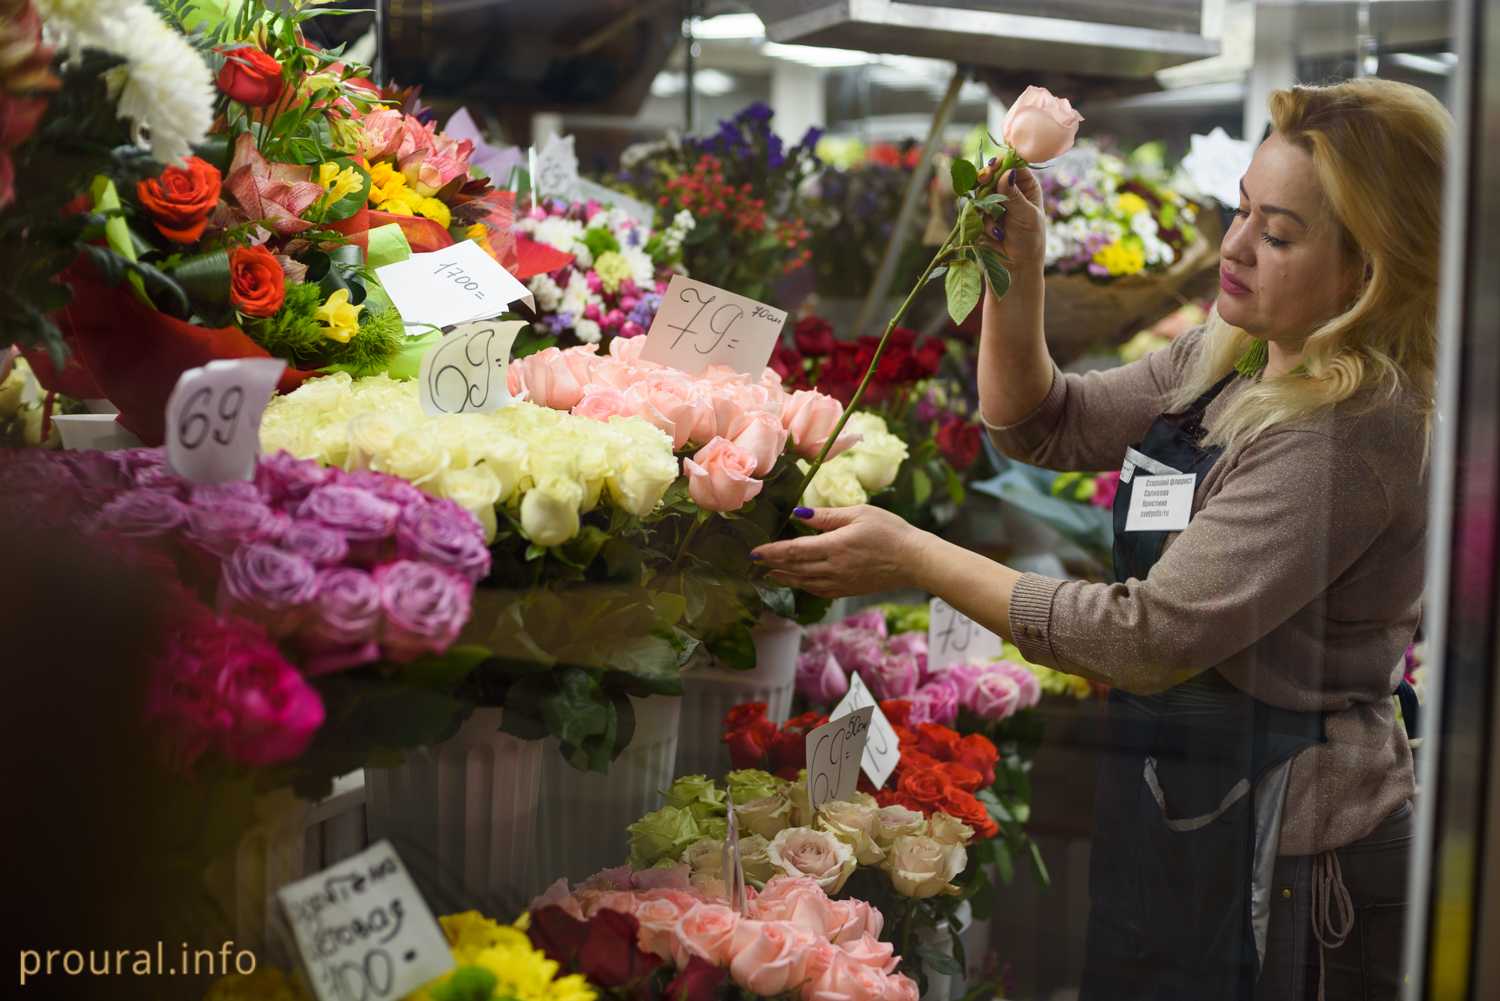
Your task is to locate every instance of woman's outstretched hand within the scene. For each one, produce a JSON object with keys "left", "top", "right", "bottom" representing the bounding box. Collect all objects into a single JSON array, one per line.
[
  {"left": 981, "top": 165, "right": 1048, "bottom": 277},
  {"left": 751, "top": 505, "right": 925, "bottom": 598}
]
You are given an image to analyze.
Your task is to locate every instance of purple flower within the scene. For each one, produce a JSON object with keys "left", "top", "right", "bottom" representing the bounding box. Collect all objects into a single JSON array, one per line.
[
  {"left": 866, "top": 651, "right": 920, "bottom": 701},
  {"left": 395, "top": 502, "right": 492, "bottom": 585},
  {"left": 134, "top": 463, "right": 188, "bottom": 496},
  {"left": 334, "top": 469, "right": 428, "bottom": 512},
  {"left": 971, "top": 672, "right": 1021, "bottom": 721},
  {"left": 302, "top": 568, "right": 383, "bottom": 675},
  {"left": 280, "top": 521, "right": 350, "bottom": 567},
  {"left": 796, "top": 650, "right": 849, "bottom": 706},
  {"left": 220, "top": 542, "right": 320, "bottom": 634},
  {"left": 186, "top": 498, "right": 279, "bottom": 557},
  {"left": 297, "top": 485, "right": 401, "bottom": 549},
  {"left": 828, "top": 629, "right": 886, "bottom": 674},
  {"left": 61, "top": 450, "right": 133, "bottom": 500},
  {"left": 96, "top": 488, "right": 190, "bottom": 538},
  {"left": 937, "top": 662, "right": 984, "bottom": 705},
  {"left": 256, "top": 451, "right": 336, "bottom": 505},
  {"left": 840, "top": 609, "right": 888, "bottom": 638},
  {"left": 909, "top": 679, "right": 961, "bottom": 727},
  {"left": 374, "top": 560, "right": 472, "bottom": 661},
  {"left": 993, "top": 660, "right": 1042, "bottom": 710}
]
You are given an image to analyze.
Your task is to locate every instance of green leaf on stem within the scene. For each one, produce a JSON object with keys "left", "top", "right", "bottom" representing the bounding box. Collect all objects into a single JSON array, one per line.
[
  {"left": 943, "top": 258, "right": 982, "bottom": 326},
  {"left": 950, "top": 158, "right": 979, "bottom": 194},
  {"left": 925, "top": 266, "right": 948, "bottom": 284},
  {"left": 972, "top": 192, "right": 1008, "bottom": 214},
  {"left": 976, "top": 248, "right": 1011, "bottom": 298},
  {"left": 1030, "top": 840, "right": 1052, "bottom": 887},
  {"left": 958, "top": 203, "right": 984, "bottom": 246},
  {"left": 911, "top": 468, "right": 933, "bottom": 507},
  {"left": 916, "top": 948, "right": 963, "bottom": 977}
]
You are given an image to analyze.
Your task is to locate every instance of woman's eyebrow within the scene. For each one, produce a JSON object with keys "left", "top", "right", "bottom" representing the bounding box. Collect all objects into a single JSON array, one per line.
[{"left": 1240, "top": 180, "right": 1309, "bottom": 228}]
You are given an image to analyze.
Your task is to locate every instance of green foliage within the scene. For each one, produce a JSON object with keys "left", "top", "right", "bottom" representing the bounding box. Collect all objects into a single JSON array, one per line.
[
  {"left": 242, "top": 282, "right": 400, "bottom": 373},
  {"left": 949, "top": 158, "right": 979, "bottom": 194},
  {"left": 943, "top": 259, "right": 982, "bottom": 325}
]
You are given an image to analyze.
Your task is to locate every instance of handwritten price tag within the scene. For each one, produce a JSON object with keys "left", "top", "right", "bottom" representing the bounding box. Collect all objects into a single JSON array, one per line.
[
  {"left": 165, "top": 358, "right": 284, "bottom": 483},
  {"left": 805, "top": 706, "right": 874, "bottom": 813},
  {"left": 534, "top": 134, "right": 581, "bottom": 202},
  {"left": 418, "top": 320, "right": 522, "bottom": 417},
  {"left": 721, "top": 798, "right": 748, "bottom": 915},
  {"left": 640, "top": 274, "right": 786, "bottom": 376},
  {"left": 375, "top": 239, "right": 534, "bottom": 332},
  {"left": 830, "top": 673, "right": 901, "bottom": 789},
  {"left": 278, "top": 841, "right": 453, "bottom": 1001},
  {"left": 927, "top": 597, "right": 1005, "bottom": 672}
]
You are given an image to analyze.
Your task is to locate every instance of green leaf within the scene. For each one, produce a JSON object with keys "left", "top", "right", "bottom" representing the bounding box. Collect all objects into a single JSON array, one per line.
[
  {"left": 995, "top": 844, "right": 1015, "bottom": 884},
  {"left": 395, "top": 645, "right": 493, "bottom": 692},
  {"left": 542, "top": 667, "right": 611, "bottom": 749},
  {"left": 958, "top": 202, "right": 984, "bottom": 246},
  {"left": 917, "top": 948, "right": 963, "bottom": 977},
  {"left": 972, "top": 192, "right": 1008, "bottom": 213},
  {"left": 707, "top": 623, "right": 757, "bottom": 670},
  {"left": 171, "top": 249, "right": 231, "bottom": 307},
  {"left": 949, "top": 158, "right": 979, "bottom": 194},
  {"left": 754, "top": 583, "right": 797, "bottom": 621},
  {"left": 911, "top": 468, "right": 933, "bottom": 508},
  {"left": 1030, "top": 840, "right": 1051, "bottom": 887},
  {"left": 976, "top": 248, "right": 1011, "bottom": 298},
  {"left": 943, "top": 259, "right": 982, "bottom": 326}
]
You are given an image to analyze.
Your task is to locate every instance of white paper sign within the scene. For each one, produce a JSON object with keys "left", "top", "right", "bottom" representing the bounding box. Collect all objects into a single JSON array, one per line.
[
  {"left": 640, "top": 274, "right": 786, "bottom": 375},
  {"left": 721, "top": 798, "right": 747, "bottom": 915},
  {"left": 806, "top": 706, "right": 874, "bottom": 813},
  {"left": 418, "top": 320, "right": 522, "bottom": 417},
  {"left": 1124, "top": 472, "right": 1195, "bottom": 532},
  {"left": 165, "top": 358, "right": 284, "bottom": 483},
  {"left": 830, "top": 673, "right": 900, "bottom": 789},
  {"left": 1180, "top": 127, "right": 1256, "bottom": 208},
  {"left": 573, "top": 177, "right": 656, "bottom": 228},
  {"left": 375, "top": 239, "right": 534, "bottom": 333},
  {"left": 278, "top": 841, "right": 454, "bottom": 1001},
  {"left": 928, "top": 597, "right": 1006, "bottom": 671},
  {"left": 534, "top": 134, "right": 581, "bottom": 202}
]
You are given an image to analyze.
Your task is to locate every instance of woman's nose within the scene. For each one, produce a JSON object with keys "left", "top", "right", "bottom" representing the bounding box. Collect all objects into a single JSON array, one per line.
[{"left": 1221, "top": 213, "right": 1256, "bottom": 266}]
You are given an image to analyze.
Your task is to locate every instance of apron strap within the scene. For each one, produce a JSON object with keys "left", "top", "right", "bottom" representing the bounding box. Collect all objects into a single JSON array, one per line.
[
  {"left": 1187, "top": 371, "right": 1238, "bottom": 415},
  {"left": 1395, "top": 679, "right": 1420, "bottom": 739},
  {"left": 1143, "top": 756, "right": 1252, "bottom": 832}
]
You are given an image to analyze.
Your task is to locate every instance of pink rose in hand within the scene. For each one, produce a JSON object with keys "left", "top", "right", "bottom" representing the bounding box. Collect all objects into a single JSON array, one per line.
[
  {"left": 782, "top": 389, "right": 853, "bottom": 460},
  {"left": 685, "top": 437, "right": 764, "bottom": 512},
  {"left": 806, "top": 947, "right": 889, "bottom": 1001},
  {"left": 728, "top": 920, "right": 813, "bottom": 996},
  {"left": 671, "top": 903, "right": 740, "bottom": 967},
  {"left": 730, "top": 410, "right": 790, "bottom": 477},
  {"left": 1001, "top": 86, "right": 1083, "bottom": 164}
]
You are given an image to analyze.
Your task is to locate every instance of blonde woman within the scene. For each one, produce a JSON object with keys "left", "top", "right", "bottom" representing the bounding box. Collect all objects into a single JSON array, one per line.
[{"left": 753, "top": 78, "right": 1447, "bottom": 1000}]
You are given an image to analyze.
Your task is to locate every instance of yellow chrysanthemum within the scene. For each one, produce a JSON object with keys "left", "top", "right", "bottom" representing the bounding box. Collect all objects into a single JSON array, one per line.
[
  {"left": 474, "top": 941, "right": 563, "bottom": 999},
  {"left": 369, "top": 161, "right": 417, "bottom": 212},
  {"left": 316, "top": 288, "right": 364, "bottom": 343},
  {"left": 1115, "top": 191, "right": 1150, "bottom": 217},
  {"left": 442, "top": 911, "right": 530, "bottom": 965},
  {"left": 318, "top": 162, "right": 363, "bottom": 204},
  {"left": 417, "top": 196, "right": 452, "bottom": 229},
  {"left": 592, "top": 250, "right": 632, "bottom": 294},
  {"left": 465, "top": 222, "right": 497, "bottom": 259},
  {"left": 1092, "top": 240, "right": 1146, "bottom": 277},
  {"left": 368, "top": 161, "right": 401, "bottom": 190}
]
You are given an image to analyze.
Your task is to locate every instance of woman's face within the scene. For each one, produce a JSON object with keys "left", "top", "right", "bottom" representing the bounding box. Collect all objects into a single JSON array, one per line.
[{"left": 1217, "top": 132, "right": 1361, "bottom": 344}]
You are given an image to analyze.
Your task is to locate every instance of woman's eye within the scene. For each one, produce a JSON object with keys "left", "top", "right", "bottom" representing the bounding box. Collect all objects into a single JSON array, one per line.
[
  {"left": 1234, "top": 207, "right": 1250, "bottom": 218},
  {"left": 1261, "top": 233, "right": 1290, "bottom": 249}
]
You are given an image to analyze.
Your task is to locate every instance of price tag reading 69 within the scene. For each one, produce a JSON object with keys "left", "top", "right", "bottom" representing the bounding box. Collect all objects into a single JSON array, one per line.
[
  {"left": 418, "top": 320, "right": 522, "bottom": 417},
  {"left": 165, "top": 359, "right": 285, "bottom": 483},
  {"left": 805, "top": 706, "right": 874, "bottom": 813}
]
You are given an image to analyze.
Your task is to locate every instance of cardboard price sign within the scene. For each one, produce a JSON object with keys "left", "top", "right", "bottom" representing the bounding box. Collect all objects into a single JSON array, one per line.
[
  {"left": 418, "top": 320, "right": 522, "bottom": 416},
  {"left": 375, "top": 239, "right": 534, "bottom": 332},
  {"left": 830, "top": 673, "right": 901, "bottom": 789},
  {"left": 927, "top": 597, "right": 1005, "bottom": 671},
  {"left": 278, "top": 841, "right": 453, "bottom": 1001},
  {"left": 805, "top": 707, "right": 874, "bottom": 813},
  {"left": 165, "top": 358, "right": 285, "bottom": 483},
  {"left": 640, "top": 274, "right": 786, "bottom": 376}
]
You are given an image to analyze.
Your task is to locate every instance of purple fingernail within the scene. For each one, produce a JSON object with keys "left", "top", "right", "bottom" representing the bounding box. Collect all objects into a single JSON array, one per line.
[
  {"left": 990, "top": 224, "right": 1005, "bottom": 241},
  {"left": 793, "top": 506, "right": 814, "bottom": 519},
  {"left": 750, "top": 552, "right": 762, "bottom": 561},
  {"left": 1008, "top": 169, "right": 1018, "bottom": 185}
]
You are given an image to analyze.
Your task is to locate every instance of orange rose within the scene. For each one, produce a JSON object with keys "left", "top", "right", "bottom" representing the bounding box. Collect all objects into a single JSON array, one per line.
[
  {"left": 914, "top": 723, "right": 962, "bottom": 762},
  {"left": 896, "top": 769, "right": 950, "bottom": 812},
  {"left": 942, "top": 789, "right": 998, "bottom": 839},
  {"left": 228, "top": 245, "right": 285, "bottom": 318},
  {"left": 955, "top": 734, "right": 1000, "bottom": 787},
  {"left": 938, "top": 761, "right": 985, "bottom": 793},
  {"left": 136, "top": 157, "right": 222, "bottom": 244}
]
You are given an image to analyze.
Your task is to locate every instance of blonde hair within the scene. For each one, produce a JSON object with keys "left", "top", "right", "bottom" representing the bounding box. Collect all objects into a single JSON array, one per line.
[{"left": 1172, "top": 78, "right": 1449, "bottom": 450}]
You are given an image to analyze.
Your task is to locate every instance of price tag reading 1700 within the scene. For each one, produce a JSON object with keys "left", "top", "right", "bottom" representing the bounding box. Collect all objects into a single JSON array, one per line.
[
  {"left": 639, "top": 274, "right": 786, "bottom": 376},
  {"left": 805, "top": 706, "right": 874, "bottom": 813},
  {"left": 418, "top": 320, "right": 522, "bottom": 416},
  {"left": 927, "top": 597, "right": 1006, "bottom": 672},
  {"left": 278, "top": 841, "right": 453, "bottom": 1001},
  {"left": 165, "top": 358, "right": 285, "bottom": 483}
]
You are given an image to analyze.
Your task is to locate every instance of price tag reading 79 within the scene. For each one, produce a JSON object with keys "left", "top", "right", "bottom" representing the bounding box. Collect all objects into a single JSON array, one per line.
[
  {"left": 805, "top": 707, "right": 874, "bottom": 813},
  {"left": 927, "top": 597, "right": 1005, "bottom": 672},
  {"left": 165, "top": 358, "right": 285, "bottom": 483},
  {"left": 640, "top": 274, "right": 786, "bottom": 376}
]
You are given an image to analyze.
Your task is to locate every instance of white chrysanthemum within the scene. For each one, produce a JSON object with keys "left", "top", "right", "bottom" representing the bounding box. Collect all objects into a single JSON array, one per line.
[
  {"left": 620, "top": 245, "right": 655, "bottom": 287},
  {"left": 528, "top": 273, "right": 563, "bottom": 312},
  {"left": 103, "top": 5, "right": 213, "bottom": 165},
  {"left": 35, "top": 0, "right": 135, "bottom": 51},
  {"left": 532, "top": 216, "right": 585, "bottom": 254},
  {"left": 558, "top": 271, "right": 591, "bottom": 318},
  {"left": 1130, "top": 212, "right": 1159, "bottom": 240},
  {"left": 573, "top": 318, "right": 602, "bottom": 344}
]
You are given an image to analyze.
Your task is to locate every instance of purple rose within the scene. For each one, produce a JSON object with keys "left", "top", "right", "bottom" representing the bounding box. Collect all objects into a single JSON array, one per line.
[
  {"left": 186, "top": 498, "right": 279, "bottom": 557},
  {"left": 190, "top": 481, "right": 262, "bottom": 507},
  {"left": 96, "top": 488, "right": 190, "bottom": 538},
  {"left": 297, "top": 484, "right": 401, "bottom": 554},
  {"left": 256, "top": 451, "right": 336, "bottom": 506},
  {"left": 337, "top": 469, "right": 429, "bottom": 511},
  {"left": 888, "top": 632, "right": 931, "bottom": 681},
  {"left": 971, "top": 671, "right": 1021, "bottom": 721},
  {"left": 796, "top": 650, "right": 849, "bottom": 706},
  {"left": 374, "top": 560, "right": 472, "bottom": 661},
  {"left": 395, "top": 502, "right": 492, "bottom": 585},
  {"left": 302, "top": 568, "right": 383, "bottom": 674},
  {"left": 801, "top": 622, "right": 836, "bottom": 654},
  {"left": 828, "top": 629, "right": 886, "bottom": 674},
  {"left": 280, "top": 521, "right": 350, "bottom": 567},
  {"left": 909, "top": 679, "right": 961, "bottom": 727},
  {"left": 60, "top": 450, "right": 132, "bottom": 501},
  {"left": 134, "top": 463, "right": 188, "bottom": 496},
  {"left": 840, "top": 608, "right": 888, "bottom": 638},
  {"left": 938, "top": 662, "right": 984, "bottom": 705},
  {"left": 221, "top": 542, "right": 319, "bottom": 634},
  {"left": 993, "top": 660, "right": 1042, "bottom": 710},
  {"left": 867, "top": 651, "right": 919, "bottom": 701}
]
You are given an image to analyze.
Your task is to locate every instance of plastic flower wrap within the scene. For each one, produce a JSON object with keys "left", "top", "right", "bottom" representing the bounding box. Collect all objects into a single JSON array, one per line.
[
  {"left": 260, "top": 372, "right": 680, "bottom": 545},
  {"left": 517, "top": 197, "right": 692, "bottom": 347}
]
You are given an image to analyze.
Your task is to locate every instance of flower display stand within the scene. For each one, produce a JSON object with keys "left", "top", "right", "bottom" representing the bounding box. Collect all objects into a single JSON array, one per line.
[
  {"left": 364, "top": 708, "right": 545, "bottom": 915},
  {"left": 674, "top": 615, "right": 802, "bottom": 779},
  {"left": 535, "top": 694, "right": 684, "bottom": 892}
]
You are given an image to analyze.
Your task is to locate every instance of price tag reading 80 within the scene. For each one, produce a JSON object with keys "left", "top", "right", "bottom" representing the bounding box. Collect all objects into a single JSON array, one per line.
[
  {"left": 418, "top": 320, "right": 523, "bottom": 417},
  {"left": 165, "top": 359, "right": 285, "bottom": 483},
  {"left": 805, "top": 706, "right": 874, "bottom": 813}
]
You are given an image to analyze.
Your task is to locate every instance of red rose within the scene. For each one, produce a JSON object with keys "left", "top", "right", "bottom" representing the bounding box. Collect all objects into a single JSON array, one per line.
[
  {"left": 725, "top": 702, "right": 771, "bottom": 733},
  {"left": 876, "top": 342, "right": 913, "bottom": 384},
  {"left": 528, "top": 905, "right": 590, "bottom": 966},
  {"left": 897, "top": 768, "right": 951, "bottom": 811},
  {"left": 874, "top": 787, "right": 900, "bottom": 808},
  {"left": 891, "top": 724, "right": 917, "bottom": 749},
  {"left": 725, "top": 726, "right": 771, "bottom": 769},
  {"left": 784, "top": 711, "right": 828, "bottom": 735},
  {"left": 216, "top": 45, "right": 285, "bottom": 107},
  {"left": 577, "top": 909, "right": 662, "bottom": 988},
  {"left": 897, "top": 749, "right": 942, "bottom": 774},
  {"left": 880, "top": 699, "right": 913, "bottom": 726},
  {"left": 793, "top": 315, "right": 836, "bottom": 356},
  {"left": 915, "top": 722, "right": 963, "bottom": 762},
  {"left": 769, "top": 730, "right": 806, "bottom": 777},
  {"left": 136, "top": 157, "right": 222, "bottom": 244},
  {"left": 770, "top": 343, "right": 805, "bottom": 386},
  {"left": 936, "top": 415, "right": 982, "bottom": 472},
  {"left": 942, "top": 788, "right": 998, "bottom": 838},
  {"left": 228, "top": 244, "right": 286, "bottom": 317},
  {"left": 668, "top": 955, "right": 729, "bottom": 1001},
  {"left": 938, "top": 761, "right": 984, "bottom": 793},
  {"left": 956, "top": 733, "right": 1000, "bottom": 787},
  {"left": 913, "top": 338, "right": 945, "bottom": 378}
]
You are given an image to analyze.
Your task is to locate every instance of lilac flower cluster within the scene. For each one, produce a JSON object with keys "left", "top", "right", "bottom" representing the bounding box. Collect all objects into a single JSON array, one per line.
[{"left": 796, "top": 609, "right": 1042, "bottom": 724}]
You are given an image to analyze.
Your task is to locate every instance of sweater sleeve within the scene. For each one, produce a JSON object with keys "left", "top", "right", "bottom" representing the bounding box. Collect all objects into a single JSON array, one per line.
[
  {"left": 986, "top": 329, "right": 1203, "bottom": 473},
  {"left": 1006, "top": 428, "right": 1392, "bottom": 693}
]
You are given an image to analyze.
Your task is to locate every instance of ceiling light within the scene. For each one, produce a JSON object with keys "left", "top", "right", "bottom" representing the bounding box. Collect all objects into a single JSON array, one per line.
[
  {"left": 690, "top": 13, "right": 765, "bottom": 39},
  {"left": 761, "top": 41, "right": 875, "bottom": 68}
]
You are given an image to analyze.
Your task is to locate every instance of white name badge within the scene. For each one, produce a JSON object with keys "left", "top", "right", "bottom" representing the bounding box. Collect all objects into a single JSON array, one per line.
[{"left": 1124, "top": 472, "right": 1196, "bottom": 532}]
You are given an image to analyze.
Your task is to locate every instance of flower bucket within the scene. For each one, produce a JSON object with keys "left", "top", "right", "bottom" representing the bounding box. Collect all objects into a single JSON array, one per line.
[
  {"left": 202, "top": 787, "right": 309, "bottom": 965},
  {"left": 917, "top": 899, "right": 973, "bottom": 1001},
  {"left": 364, "top": 707, "right": 545, "bottom": 916},
  {"left": 675, "top": 615, "right": 802, "bottom": 779},
  {"left": 534, "top": 694, "right": 683, "bottom": 893}
]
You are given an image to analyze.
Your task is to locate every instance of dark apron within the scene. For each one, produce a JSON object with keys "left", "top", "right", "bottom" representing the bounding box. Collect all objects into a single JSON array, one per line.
[{"left": 1079, "top": 374, "right": 1328, "bottom": 1001}]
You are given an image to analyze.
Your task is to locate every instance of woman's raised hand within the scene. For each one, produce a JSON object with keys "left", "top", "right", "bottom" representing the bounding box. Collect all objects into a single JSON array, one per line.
[
  {"left": 980, "top": 166, "right": 1048, "bottom": 278},
  {"left": 750, "top": 506, "right": 924, "bottom": 598}
]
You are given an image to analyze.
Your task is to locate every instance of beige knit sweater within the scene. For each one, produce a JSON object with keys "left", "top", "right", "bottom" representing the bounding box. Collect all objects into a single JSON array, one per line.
[{"left": 989, "top": 329, "right": 1421, "bottom": 855}]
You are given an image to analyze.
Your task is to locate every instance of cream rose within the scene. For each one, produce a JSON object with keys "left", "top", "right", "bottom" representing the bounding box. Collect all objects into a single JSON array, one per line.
[
  {"left": 802, "top": 457, "right": 868, "bottom": 509},
  {"left": 883, "top": 834, "right": 966, "bottom": 898},
  {"left": 345, "top": 410, "right": 411, "bottom": 471},
  {"left": 736, "top": 791, "right": 795, "bottom": 840},
  {"left": 436, "top": 465, "right": 503, "bottom": 542},
  {"left": 845, "top": 428, "right": 909, "bottom": 493},
  {"left": 816, "top": 799, "right": 885, "bottom": 865},
  {"left": 519, "top": 476, "right": 584, "bottom": 546},
  {"left": 372, "top": 427, "right": 450, "bottom": 487},
  {"left": 738, "top": 833, "right": 778, "bottom": 889},
  {"left": 766, "top": 827, "right": 856, "bottom": 894},
  {"left": 874, "top": 805, "right": 928, "bottom": 847},
  {"left": 927, "top": 812, "right": 975, "bottom": 847},
  {"left": 681, "top": 837, "right": 725, "bottom": 878}
]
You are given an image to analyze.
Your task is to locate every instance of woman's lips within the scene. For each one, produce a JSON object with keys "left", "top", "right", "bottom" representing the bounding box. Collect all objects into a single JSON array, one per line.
[{"left": 1220, "top": 269, "right": 1251, "bottom": 296}]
